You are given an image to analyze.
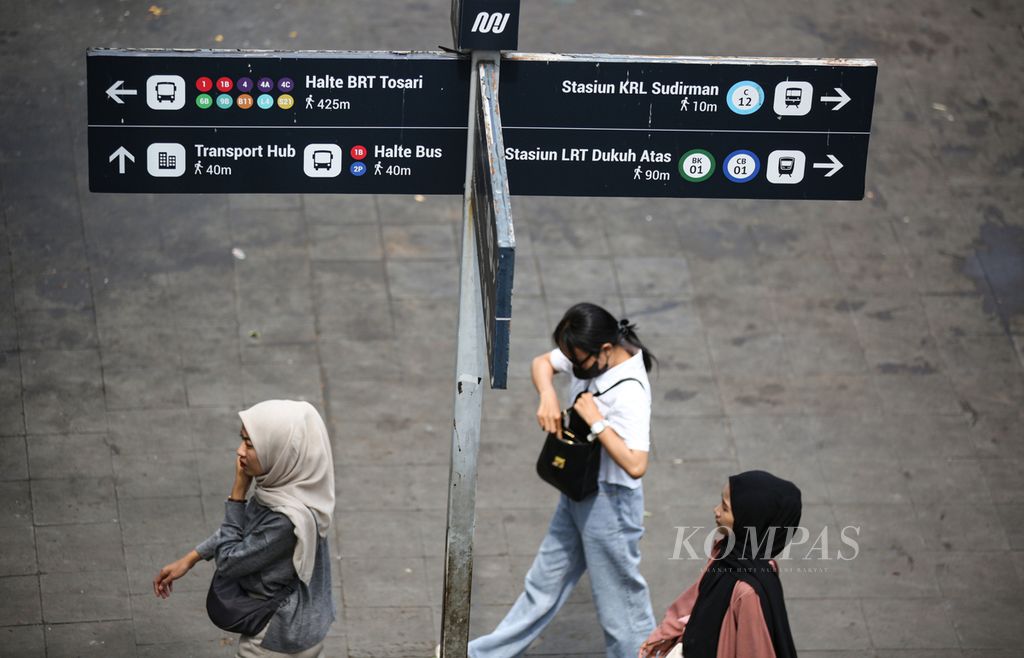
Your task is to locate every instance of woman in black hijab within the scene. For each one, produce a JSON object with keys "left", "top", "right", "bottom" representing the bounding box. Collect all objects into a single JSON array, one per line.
[{"left": 640, "top": 470, "right": 802, "bottom": 658}]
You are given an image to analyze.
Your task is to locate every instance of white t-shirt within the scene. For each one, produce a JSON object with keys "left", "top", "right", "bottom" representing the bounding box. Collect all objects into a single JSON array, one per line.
[{"left": 549, "top": 348, "right": 652, "bottom": 489}]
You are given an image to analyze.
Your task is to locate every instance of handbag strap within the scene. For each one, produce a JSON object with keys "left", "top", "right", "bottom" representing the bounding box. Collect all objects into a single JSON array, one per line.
[{"left": 594, "top": 377, "right": 644, "bottom": 397}]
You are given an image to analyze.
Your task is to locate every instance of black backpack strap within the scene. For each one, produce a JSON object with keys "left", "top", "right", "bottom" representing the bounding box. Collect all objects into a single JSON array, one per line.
[{"left": 594, "top": 377, "right": 644, "bottom": 397}]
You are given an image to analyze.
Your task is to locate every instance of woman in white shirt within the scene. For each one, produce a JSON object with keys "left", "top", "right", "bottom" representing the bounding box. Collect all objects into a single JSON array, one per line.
[{"left": 468, "top": 302, "right": 658, "bottom": 658}]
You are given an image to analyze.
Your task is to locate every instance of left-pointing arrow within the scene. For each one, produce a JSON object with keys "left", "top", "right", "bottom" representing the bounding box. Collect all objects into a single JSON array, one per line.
[
  {"left": 109, "top": 146, "right": 135, "bottom": 174},
  {"left": 106, "top": 80, "right": 138, "bottom": 104}
]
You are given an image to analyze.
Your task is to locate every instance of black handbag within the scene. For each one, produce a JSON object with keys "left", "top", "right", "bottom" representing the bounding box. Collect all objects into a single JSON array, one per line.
[
  {"left": 535, "top": 378, "right": 642, "bottom": 501},
  {"left": 206, "top": 571, "right": 297, "bottom": 637}
]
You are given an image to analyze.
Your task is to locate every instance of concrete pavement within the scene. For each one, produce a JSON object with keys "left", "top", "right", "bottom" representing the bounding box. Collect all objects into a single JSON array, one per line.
[{"left": 1, "top": 1, "right": 1022, "bottom": 656}]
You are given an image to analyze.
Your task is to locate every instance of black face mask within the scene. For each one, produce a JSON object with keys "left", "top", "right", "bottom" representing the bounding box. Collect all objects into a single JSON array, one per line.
[{"left": 572, "top": 354, "right": 609, "bottom": 380}]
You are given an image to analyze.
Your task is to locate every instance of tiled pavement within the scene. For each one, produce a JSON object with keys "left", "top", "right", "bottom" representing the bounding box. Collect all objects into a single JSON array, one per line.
[{"left": 1, "top": 1, "right": 1023, "bottom": 656}]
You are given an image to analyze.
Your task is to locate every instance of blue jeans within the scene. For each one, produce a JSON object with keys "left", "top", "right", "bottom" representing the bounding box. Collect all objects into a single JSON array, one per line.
[{"left": 469, "top": 482, "right": 655, "bottom": 658}]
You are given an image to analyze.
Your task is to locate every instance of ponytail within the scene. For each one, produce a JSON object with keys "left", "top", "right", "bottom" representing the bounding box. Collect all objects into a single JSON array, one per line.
[{"left": 553, "top": 303, "right": 658, "bottom": 373}]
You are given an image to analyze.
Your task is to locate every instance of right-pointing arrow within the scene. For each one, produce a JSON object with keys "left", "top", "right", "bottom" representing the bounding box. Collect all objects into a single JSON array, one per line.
[
  {"left": 109, "top": 146, "right": 135, "bottom": 174},
  {"left": 820, "top": 87, "right": 851, "bottom": 111},
  {"left": 812, "top": 154, "right": 843, "bottom": 177}
]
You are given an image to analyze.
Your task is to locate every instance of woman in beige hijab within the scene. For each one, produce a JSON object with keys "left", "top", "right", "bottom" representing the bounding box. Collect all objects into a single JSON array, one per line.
[{"left": 154, "top": 400, "right": 336, "bottom": 657}]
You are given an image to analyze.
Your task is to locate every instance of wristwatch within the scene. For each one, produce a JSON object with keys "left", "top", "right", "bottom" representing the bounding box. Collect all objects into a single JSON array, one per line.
[{"left": 588, "top": 419, "right": 609, "bottom": 441}]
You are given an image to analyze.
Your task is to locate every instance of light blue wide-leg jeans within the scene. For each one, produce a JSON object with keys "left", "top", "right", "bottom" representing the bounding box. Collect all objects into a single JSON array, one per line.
[{"left": 468, "top": 482, "right": 655, "bottom": 658}]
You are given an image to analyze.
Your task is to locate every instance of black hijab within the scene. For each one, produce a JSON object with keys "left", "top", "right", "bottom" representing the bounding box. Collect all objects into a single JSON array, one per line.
[{"left": 681, "top": 470, "right": 802, "bottom": 658}]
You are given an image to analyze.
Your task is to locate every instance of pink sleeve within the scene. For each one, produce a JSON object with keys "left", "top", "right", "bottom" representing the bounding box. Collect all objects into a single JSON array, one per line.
[
  {"left": 643, "top": 566, "right": 703, "bottom": 645},
  {"left": 718, "top": 583, "right": 776, "bottom": 658}
]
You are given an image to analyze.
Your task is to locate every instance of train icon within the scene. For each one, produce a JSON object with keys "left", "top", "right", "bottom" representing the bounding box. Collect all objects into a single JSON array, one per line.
[
  {"left": 783, "top": 87, "right": 803, "bottom": 107},
  {"left": 777, "top": 156, "right": 796, "bottom": 176}
]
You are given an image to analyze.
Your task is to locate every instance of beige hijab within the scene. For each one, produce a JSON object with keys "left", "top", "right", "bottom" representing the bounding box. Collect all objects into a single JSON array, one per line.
[{"left": 238, "top": 400, "right": 335, "bottom": 584}]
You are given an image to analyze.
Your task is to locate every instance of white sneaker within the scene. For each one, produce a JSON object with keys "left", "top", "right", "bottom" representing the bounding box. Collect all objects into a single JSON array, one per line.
[{"left": 433, "top": 643, "right": 440, "bottom": 658}]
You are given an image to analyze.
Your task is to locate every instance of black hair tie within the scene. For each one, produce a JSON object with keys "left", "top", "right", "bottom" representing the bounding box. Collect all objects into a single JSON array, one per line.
[{"left": 618, "top": 318, "right": 632, "bottom": 336}]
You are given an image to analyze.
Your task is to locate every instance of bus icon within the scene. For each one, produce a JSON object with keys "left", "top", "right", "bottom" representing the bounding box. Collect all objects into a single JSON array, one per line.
[
  {"left": 146, "top": 75, "right": 186, "bottom": 110},
  {"left": 312, "top": 150, "right": 333, "bottom": 170},
  {"left": 155, "top": 82, "right": 177, "bottom": 102},
  {"left": 303, "top": 144, "right": 342, "bottom": 178}
]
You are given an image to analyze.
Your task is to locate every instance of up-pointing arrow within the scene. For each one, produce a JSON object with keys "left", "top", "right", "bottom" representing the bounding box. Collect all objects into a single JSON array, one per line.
[
  {"left": 819, "top": 87, "right": 851, "bottom": 111},
  {"left": 106, "top": 80, "right": 138, "bottom": 104},
  {"left": 812, "top": 154, "right": 843, "bottom": 177},
  {"left": 109, "top": 146, "right": 135, "bottom": 174}
]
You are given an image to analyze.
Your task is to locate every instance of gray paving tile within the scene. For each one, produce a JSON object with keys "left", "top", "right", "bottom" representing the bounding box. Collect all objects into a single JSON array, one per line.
[
  {"left": 916, "top": 504, "right": 1010, "bottom": 552},
  {"left": 35, "top": 522, "right": 125, "bottom": 575},
  {"left": 336, "top": 509, "right": 425, "bottom": 558},
  {"left": 16, "top": 308, "right": 99, "bottom": 351},
  {"left": 0, "top": 624, "right": 45, "bottom": 657},
  {"left": 131, "top": 590, "right": 229, "bottom": 645},
  {"left": 335, "top": 464, "right": 447, "bottom": 511},
  {"left": 0, "top": 480, "right": 32, "bottom": 527},
  {"left": 27, "top": 433, "right": 113, "bottom": 480},
  {"left": 241, "top": 362, "right": 323, "bottom": 408},
  {"left": 0, "top": 352, "right": 24, "bottom": 436},
  {"left": 13, "top": 267, "right": 93, "bottom": 313},
  {"left": 383, "top": 224, "right": 457, "bottom": 260},
  {"left": 31, "top": 477, "right": 118, "bottom": 526},
  {"left": 0, "top": 435, "right": 27, "bottom": 481},
  {"left": 118, "top": 495, "right": 207, "bottom": 546},
  {"left": 341, "top": 556, "right": 430, "bottom": 607},
  {"left": 375, "top": 194, "right": 460, "bottom": 225},
  {"left": 103, "top": 364, "right": 188, "bottom": 410},
  {"left": 310, "top": 222, "right": 383, "bottom": 261},
  {"left": 787, "top": 598, "right": 871, "bottom": 651},
  {"left": 652, "top": 415, "right": 734, "bottom": 461},
  {"left": 537, "top": 257, "right": 620, "bottom": 299},
  {"left": 237, "top": 286, "right": 317, "bottom": 345},
  {"left": 114, "top": 451, "right": 200, "bottom": 499},
  {"left": 863, "top": 597, "right": 960, "bottom": 649},
  {"left": 44, "top": 620, "right": 137, "bottom": 657},
  {"left": 344, "top": 605, "right": 434, "bottom": 658},
  {"left": 40, "top": 570, "right": 131, "bottom": 624},
  {"left": 0, "top": 524, "right": 36, "bottom": 577},
  {"left": 304, "top": 194, "right": 378, "bottom": 225},
  {"left": 20, "top": 350, "right": 106, "bottom": 434},
  {"left": 946, "top": 595, "right": 1024, "bottom": 649},
  {"left": 0, "top": 575, "right": 42, "bottom": 625}
]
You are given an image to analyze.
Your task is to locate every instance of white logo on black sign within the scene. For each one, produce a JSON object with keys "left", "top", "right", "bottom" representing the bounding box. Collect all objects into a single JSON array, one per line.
[{"left": 471, "top": 11, "right": 510, "bottom": 34}]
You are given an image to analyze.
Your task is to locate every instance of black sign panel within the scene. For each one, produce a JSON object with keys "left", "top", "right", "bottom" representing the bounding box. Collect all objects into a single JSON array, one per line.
[
  {"left": 88, "top": 50, "right": 469, "bottom": 194},
  {"left": 497, "top": 54, "right": 876, "bottom": 199},
  {"left": 473, "top": 61, "right": 515, "bottom": 389},
  {"left": 451, "top": 0, "right": 521, "bottom": 51},
  {"left": 87, "top": 50, "right": 876, "bottom": 200}
]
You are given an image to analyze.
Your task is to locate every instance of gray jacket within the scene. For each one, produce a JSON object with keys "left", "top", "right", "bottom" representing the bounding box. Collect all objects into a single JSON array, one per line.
[{"left": 197, "top": 500, "right": 334, "bottom": 652}]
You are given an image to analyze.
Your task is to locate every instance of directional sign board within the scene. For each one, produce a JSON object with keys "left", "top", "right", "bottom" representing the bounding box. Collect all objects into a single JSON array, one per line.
[
  {"left": 88, "top": 50, "right": 469, "bottom": 194},
  {"left": 88, "top": 50, "right": 876, "bottom": 200},
  {"left": 472, "top": 61, "right": 515, "bottom": 389},
  {"left": 498, "top": 54, "right": 877, "bottom": 199}
]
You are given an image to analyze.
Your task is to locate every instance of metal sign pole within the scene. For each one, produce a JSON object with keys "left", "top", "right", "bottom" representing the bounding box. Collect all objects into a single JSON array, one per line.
[{"left": 440, "top": 49, "right": 495, "bottom": 658}]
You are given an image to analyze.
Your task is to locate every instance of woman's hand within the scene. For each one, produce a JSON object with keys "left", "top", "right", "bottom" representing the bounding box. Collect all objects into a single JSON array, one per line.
[
  {"left": 573, "top": 392, "right": 602, "bottom": 426},
  {"left": 639, "top": 638, "right": 677, "bottom": 658},
  {"left": 536, "top": 390, "right": 563, "bottom": 438},
  {"left": 153, "top": 550, "right": 200, "bottom": 598},
  {"left": 232, "top": 455, "right": 253, "bottom": 500}
]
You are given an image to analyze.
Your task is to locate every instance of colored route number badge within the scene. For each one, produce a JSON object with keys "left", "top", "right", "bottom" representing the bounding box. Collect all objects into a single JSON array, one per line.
[{"left": 679, "top": 149, "right": 715, "bottom": 183}]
